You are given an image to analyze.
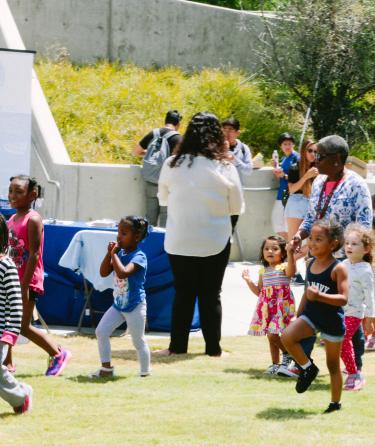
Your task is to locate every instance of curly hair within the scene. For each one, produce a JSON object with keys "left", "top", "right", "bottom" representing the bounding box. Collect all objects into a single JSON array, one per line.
[
  {"left": 259, "top": 235, "right": 287, "bottom": 267},
  {"left": 312, "top": 219, "right": 344, "bottom": 252},
  {"left": 169, "top": 112, "right": 226, "bottom": 168},
  {"left": 344, "top": 223, "right": 374, "bottom": 264}
]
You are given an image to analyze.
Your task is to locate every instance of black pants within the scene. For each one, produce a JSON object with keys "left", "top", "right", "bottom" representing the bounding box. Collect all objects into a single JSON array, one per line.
[{"left": 168, "top": 241, "right": 231, "bottom": 355}]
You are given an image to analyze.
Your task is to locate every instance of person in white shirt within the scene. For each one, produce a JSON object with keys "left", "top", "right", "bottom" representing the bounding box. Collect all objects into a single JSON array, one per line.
[
  {"left": 341, "top": 223, "right": 375, "bottom": 390},
  {"left": 222, "top": 117, "right": 253, "bottom": 184},
  {"left": 156, "top": 112, "right": 244, "bottom": 356}
]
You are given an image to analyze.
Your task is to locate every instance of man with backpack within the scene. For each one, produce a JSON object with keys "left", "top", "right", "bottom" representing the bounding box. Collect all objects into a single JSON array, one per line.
[
  {"left": 134, "top": 110, "right": 182, "bottom": 227},
  {"left": 222, "top": 117, "right": 253, "bottom": 184}
]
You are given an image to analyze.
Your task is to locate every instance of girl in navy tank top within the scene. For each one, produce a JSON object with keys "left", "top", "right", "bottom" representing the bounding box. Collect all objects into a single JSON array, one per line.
[{"left": 282, "top": 219, "right": 348, "bottom": 413}]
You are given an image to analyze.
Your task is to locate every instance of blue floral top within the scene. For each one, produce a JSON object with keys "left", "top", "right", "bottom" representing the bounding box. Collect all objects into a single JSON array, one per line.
[{"left": 300, "top": 170, "right": 372, "bottom": 233}]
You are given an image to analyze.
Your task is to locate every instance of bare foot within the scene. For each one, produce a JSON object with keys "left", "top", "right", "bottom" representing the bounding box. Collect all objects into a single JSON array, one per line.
[{"left": 153, "top": 349, "right": 175, "bottom": 356}]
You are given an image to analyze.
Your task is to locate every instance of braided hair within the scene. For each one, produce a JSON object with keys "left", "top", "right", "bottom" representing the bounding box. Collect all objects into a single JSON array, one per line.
[
  {"left": 120, "top": 216, "right": 149, "bottom": 241},
  {"left": 9, "top": 175, "right": 42, "bottom": 205}
]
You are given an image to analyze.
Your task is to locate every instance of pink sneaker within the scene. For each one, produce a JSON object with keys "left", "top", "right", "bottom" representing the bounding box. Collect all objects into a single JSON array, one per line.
[
  {"left": 14, "top": 384, "right": 33, "bottom": 414},
  {"left": 343, "top": 374, "right": 358, "bottom": 391},
  {"left": 45, "top": 348, "right": 72, "bottom": 376},
  {"left": 365, "top": 337, "right": 375, "bottom": 351},
  {"left": 354, "top": 372, "right": 365, "bottom": 390}
]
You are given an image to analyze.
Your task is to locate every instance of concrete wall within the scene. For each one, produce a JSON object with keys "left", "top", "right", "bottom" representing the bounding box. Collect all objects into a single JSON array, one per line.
[{"left": 7, "top": 0, "right": 264, "bottom": 70}]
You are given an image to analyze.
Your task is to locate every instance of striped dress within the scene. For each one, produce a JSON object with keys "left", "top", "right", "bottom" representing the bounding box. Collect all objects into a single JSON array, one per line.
[
  {"left": 0, "top": 256, "right": 23, "bottom": 346},
  {"left": 248, "top": 263, "right": 295, "bottom": 336}
]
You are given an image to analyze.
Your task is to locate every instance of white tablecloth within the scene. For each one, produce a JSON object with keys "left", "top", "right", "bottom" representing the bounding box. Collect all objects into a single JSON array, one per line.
[{"left": 58, "top": 230, "right": 116, "bottom": 291}]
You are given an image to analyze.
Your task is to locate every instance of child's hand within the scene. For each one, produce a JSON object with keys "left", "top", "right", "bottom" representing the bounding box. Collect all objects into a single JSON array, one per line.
[
  {"left": 110, "top": 242, "right": 120, "bottom": 256},
  {"left": 242, "top": 268, "right": 251, "bottom": 283},
  {"left": 286, "top": 242, "right": 295, "bottom": 254},
  {"left": 306, "top": 286, "right": 319, "bottom": 301},
  {"left": 107, "top": 241, "right": 117, "bottom": 254}
]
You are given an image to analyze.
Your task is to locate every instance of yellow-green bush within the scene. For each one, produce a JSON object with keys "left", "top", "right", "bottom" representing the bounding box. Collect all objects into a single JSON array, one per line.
[{"left": 36, "top": 61, "right": 302, "bottom": 164}]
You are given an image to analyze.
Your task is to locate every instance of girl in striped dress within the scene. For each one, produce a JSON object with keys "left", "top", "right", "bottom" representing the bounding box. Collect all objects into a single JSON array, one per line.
[
  {"left": 0, "top": 214, "right": 32, "bottom": 414},
  {"left": 242, "top": 235, "right": 296, "bottom": 375}
]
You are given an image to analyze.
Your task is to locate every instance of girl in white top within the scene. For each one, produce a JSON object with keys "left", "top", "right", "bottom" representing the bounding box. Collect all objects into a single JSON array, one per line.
[
  {"left": 157, "top": 111, "right": 244, "bottom": 356},
  {"left": 341, "top": 223, "right": 375, "bottom": 390}
]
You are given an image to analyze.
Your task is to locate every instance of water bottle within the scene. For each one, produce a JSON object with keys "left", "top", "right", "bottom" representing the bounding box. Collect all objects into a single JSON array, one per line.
[{"left": 272, "top": 150, "right": 279, "bottom": 168}]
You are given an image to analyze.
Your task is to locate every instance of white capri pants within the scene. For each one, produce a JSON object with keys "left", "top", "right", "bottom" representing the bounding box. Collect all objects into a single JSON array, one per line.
[
  {"left": 271, "top": 199, "right": 287, "bottom": 234},
  {"left": 95, "top": 301, "right": 150, "bottom": 375}
]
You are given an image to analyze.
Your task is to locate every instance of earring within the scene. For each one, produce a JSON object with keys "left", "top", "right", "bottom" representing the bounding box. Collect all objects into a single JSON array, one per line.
[{"left": 334, "top": 162, "right": 338, "bottom": 166}]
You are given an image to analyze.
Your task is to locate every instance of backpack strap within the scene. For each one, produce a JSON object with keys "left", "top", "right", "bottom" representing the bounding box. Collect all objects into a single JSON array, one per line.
[
  {"left": 153, "top": 128, "right": 160, "bottom": 138},
  {"left": 163, "top": 130, "right": 179, "bottom": 140}
]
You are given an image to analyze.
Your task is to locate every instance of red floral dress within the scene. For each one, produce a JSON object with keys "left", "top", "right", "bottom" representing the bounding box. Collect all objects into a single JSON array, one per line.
[{"left": 248, "top": 263, "right": 295, "bottom": 335}]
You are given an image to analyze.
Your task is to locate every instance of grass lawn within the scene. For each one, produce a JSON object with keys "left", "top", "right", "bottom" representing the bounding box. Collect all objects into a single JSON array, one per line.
[{"left": 0, "top": 334, "right": 374, "bottom": 445}]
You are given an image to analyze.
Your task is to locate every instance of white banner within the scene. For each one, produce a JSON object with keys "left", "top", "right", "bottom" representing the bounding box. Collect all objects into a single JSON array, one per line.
[{"left": 0, "top": 48, "right": 35, "bottom": 203}]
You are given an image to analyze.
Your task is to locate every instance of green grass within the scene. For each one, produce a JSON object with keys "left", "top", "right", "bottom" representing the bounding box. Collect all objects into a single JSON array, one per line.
[
  {"left": 1, "top": 334, "right": 374, "bottom": 445},
  {"left": 35, "top": 61, "right": 301, "bottom": 164}
]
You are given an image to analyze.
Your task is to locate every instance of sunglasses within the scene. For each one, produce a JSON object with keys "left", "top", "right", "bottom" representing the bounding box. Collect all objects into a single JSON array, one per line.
[{"left": 315, "top": 152, "right": 335, "bottom": 161}]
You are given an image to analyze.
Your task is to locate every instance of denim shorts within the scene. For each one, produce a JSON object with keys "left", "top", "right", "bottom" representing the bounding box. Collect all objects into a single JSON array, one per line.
[
  {"left": 300, "top": 315, "right": 344, "bottom": 343},
  {"left": 284, "top": 193, "right": 309, "bottom": 219}
]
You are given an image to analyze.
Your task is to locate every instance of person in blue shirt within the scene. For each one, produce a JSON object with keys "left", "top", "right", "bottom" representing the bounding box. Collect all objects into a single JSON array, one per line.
[
  {"left": 89, "top": 216, "right": 150, "bottom": 378},
  {"left": 271, "top": 133, "right": 300, "bottom": 240}
]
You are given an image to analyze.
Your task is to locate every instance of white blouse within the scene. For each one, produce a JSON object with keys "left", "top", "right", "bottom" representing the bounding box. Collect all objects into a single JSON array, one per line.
[{"left": 158, "top": 155, "right": 244, "bottom": 257}]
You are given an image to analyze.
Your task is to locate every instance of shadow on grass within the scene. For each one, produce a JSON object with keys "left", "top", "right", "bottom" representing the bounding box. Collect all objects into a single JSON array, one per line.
[
  {"left": 150, "top": 351, "right": 205, "bottom": 364},
  {"left": 66, "top": 375, "right": 128, "bottom": 384},
  {"left": 223, "top": 368, "right": 330, "bottom": 390},
  {"left": 0, "top": 412, "right": 18, "bottom": 419},
  {"left": 112, "top": 348, "right": 204, "bottom": 364},
  {"left": 256, "top": 407, "right": 317, "bottom": 420},
  {"left": 15, "top": 373, "right": 46, "bottom": 379}
]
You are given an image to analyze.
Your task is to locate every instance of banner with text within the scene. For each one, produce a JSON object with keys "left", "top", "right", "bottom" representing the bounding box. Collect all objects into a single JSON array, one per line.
[{"left": 0, "top": 48, "right": 35, "bottom": 204}]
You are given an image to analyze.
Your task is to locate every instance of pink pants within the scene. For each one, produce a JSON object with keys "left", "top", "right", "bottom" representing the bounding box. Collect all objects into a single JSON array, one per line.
[{"left": 341, "top": 316, "right": 362, "bottom": 374}]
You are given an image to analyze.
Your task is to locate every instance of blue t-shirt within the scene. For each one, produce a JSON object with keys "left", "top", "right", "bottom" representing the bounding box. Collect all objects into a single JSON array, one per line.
[
  {"left": 112, "top": 248, "right": 147, "bottom": 313},
  {"left": 277, "top": 150, "right": 300, "bottom": 200}
]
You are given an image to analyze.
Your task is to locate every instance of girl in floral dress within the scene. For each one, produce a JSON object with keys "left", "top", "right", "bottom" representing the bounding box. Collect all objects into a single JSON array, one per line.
[{"left": 242, "top": 235, "right": 296, "bottom": 376}]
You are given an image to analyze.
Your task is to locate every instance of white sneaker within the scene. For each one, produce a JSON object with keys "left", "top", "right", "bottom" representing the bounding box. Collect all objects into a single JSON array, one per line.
[
  {"left": 88, "top": 367, "right": 115, "bottom": 378},
  {"left": 14, "top": 383, "right": 33, "bottom": 414},
  {"left": 277, "top": 364, "right": 298, "bottom": 378},
  {"left": 264, "top": 364, "right": 279, "bottom": 375}
]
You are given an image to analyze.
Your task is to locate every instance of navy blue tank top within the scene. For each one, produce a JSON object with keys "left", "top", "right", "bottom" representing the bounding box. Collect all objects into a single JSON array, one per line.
[{"left": 303, "top": 259, "right": 345, "bottom": 336}]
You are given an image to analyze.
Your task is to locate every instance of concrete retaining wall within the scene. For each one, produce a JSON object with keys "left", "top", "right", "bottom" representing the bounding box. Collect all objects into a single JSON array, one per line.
[{"left": 8, "top": 0, "right": 264, "bottom": 70}]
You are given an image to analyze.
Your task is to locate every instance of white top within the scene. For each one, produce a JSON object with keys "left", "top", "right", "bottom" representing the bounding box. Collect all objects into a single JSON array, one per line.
[
  {"left": 158, "top": 155, "right": 244, "bottom": 256},
  {"left": 343, "top": 259, "right": 375, "bottom": 319}
]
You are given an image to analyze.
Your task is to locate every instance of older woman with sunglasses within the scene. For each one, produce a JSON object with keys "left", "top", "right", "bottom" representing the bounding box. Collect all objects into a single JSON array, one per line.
[
  {"left": 291, "top": 135, "right": 372, "bottom": 253},
  {"left": 285, "top": 140, "right": 319, "bottom": 245}
]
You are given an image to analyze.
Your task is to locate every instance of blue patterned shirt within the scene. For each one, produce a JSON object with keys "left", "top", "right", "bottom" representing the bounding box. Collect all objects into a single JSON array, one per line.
[{"left": 300, "top": 170, "right": 372, "bottom": 233}]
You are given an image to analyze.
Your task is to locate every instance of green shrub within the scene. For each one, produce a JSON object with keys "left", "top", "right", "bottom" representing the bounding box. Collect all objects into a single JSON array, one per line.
[{"left": 36, "top": 60, "right": 304, "bottom": 164}]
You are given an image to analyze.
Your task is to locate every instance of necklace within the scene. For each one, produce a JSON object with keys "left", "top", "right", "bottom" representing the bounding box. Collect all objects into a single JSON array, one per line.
[{"left": 315, "top": 173, "right": 344, "bottom": 220}]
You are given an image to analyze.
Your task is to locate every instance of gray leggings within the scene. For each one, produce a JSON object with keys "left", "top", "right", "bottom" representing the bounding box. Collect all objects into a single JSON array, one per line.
[
  {"left": 0, "top": 342, "right": 28, "bottom": 408},
  {"left": 95, "top": 302, "right": 150, "bottom": 375}
]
